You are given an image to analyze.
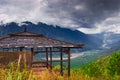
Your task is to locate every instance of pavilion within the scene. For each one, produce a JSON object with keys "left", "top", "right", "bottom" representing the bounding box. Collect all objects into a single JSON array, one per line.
[{"left": 0, "top": 27, "right": 84, "bottom": 76}]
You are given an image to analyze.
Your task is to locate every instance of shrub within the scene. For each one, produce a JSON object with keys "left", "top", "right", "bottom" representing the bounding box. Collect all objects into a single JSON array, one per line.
[{"left": 107, "top": 51, "right": 120, "bottom": 76}]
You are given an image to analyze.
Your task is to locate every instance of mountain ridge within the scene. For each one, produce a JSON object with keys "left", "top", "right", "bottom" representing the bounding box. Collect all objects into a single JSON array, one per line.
[{"left": 0, "top": 22, "right": 102, "bottom": 50}]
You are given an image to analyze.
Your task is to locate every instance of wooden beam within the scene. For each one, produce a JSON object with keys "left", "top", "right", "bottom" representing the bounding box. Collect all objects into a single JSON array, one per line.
[
  {"left": 50, "top": 47, "right": 52, "bottom": 69},
  {"left": 3, "top": 48, "right": 9, "bottom": 52},
  {"left": 9, "top": 34, "right": 44, "bottom": 37},
  {"left": 49, "top": 60, "right": 67, "bottom": 62},
  {"left": 34, "top": 50, "right": 67, "bottom": 53},
  {"left": 68, "top": 48, "right": 70, "bottom": 77},
  {"left": 46, "top": 48, "right": 48, "bottom": 68},
  {"left": 60, "top": 48, "right": 63, "bottom": 76}
]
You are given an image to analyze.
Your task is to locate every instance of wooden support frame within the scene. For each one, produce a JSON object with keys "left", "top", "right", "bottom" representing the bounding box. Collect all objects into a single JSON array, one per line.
[
  {"left": 18, "top": 47, "right": 23, "bottom": 67},
  {"left": 67, "top": 48, "right": 70, "bottom": 77},
  {"left": 0, "top": 46, "right": 82, "bottom": 78},
  {"left": 31, "top": 48, "right": 34, "bottom": 68},
  {"left": 50, "top": 47, "right": 52, "bottom": 69},
  {"left": 0, "top": 28, "right": 84, "bottom": 77},
  {"left": 19, "top": 47, "right": 22, "bottom": 52},
  {"left": 46, "top": 48, "right": 48, "bottom": 68},
  {"left": 34, "top": 50, "right": 67, "bottom": 54},
  {"left": 60, "top": 48, "right": 63, "bottom": 76}
]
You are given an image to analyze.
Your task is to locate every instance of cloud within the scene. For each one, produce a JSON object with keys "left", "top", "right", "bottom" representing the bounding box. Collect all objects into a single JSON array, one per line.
[
  {"left": 96, "top": 13, "right": 120, "bottom": 34},
  {"left": 0, "top": 0, "right": 120, "bottom": 34},
  {"left": 79, "top": 13, "right": 120, "bottom": 34}
]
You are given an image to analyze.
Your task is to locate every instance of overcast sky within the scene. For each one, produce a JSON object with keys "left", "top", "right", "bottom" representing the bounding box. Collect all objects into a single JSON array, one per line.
[{"left": 0, "top": 0, "right": 120, "bottom": 34}]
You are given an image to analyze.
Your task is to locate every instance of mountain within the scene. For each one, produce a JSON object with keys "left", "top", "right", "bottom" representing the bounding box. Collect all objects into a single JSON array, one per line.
[{"left": 0, "top": 22, "right": 102, "bottom": 50}]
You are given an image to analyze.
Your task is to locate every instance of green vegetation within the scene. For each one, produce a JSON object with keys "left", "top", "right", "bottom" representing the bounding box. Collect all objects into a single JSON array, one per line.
[
  {"left": 0, "top": 50, "right": 120, "bottom": 80},
  {"left": 108, "top": 51, "right": 120, "bottom": 76},
  {"left": 71, "top": 50, "right": 103, "bottom": 68},
  {"left": 0, "top": 62, "right": 37, "bottom": 80},
  {"left": 81, "top": 50, "right": 120, "bottom": 80}
]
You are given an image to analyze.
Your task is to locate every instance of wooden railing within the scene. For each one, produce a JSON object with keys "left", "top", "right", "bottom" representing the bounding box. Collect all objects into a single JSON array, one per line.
[
  {"left": 0, "top": 52, "right": 32, "bottom": 66},
  {"left": 32, "top": 61, "right": 52, "bottom": 69},
  {"left": 0, "top": 52, "right": 19, "bottom": 65}
]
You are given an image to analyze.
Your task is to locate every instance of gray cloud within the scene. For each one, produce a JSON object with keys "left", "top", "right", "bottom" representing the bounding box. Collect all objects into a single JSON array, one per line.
[
  {"left": 46, "top": 0, "right": 120, "bottom": 27},
  {"left": 0, "top": 0, "right": 120, "bottom": 33}
]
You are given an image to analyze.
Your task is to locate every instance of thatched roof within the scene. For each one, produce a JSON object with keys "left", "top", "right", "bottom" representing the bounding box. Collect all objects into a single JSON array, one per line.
[{"left": 0, "top": 29, "right": 84, "bottom": 48}]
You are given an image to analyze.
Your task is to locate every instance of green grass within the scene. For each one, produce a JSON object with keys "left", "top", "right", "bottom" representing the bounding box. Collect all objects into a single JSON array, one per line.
[{"left": 0, "top": 61, "right": 39, "bottom": 80}]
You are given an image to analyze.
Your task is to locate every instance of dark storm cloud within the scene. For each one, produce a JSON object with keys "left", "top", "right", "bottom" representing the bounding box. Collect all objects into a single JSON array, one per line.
[{"left": 46, "top": 0, "right": 120, "bottom": 28}]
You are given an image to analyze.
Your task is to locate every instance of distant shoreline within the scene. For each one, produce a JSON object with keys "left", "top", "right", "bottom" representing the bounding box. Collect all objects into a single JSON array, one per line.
[
  {"left": 71, "top": 52, "right": 84, "bottom": 59},
  {"left": 45, "top": 52, "right": 84, "bottom": 61}
]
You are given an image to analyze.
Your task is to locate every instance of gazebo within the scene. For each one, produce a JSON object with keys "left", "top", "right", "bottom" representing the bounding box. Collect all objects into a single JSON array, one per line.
[{"left": 0, "top": 27, "right": 84, "bottom": 76}]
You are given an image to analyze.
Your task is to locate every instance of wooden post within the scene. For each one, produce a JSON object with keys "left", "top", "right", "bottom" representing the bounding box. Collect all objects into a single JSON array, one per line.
[
  {"left": 46, "top": 48, "right": 48, "bottom": 68},
  {"left": 60, "top": 48, "right": 63, "bottom": 76},
  {"left": 31, "top": 48, "right": 34, "bottom": 68},
  {"left": 18, "top": 47, "right": 23, "bottom": 67},
  {"left": 20, "top": 47, "right": 23, "bottom": 52},
  {"left": 68, "top": 48, "right": 70, "bottom": 77},
  {"left": 50, "top": 47, "right": 52, "bottom": 69}
]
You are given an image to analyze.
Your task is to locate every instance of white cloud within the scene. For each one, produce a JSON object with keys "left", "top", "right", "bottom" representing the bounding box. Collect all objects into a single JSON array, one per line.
[
  {"left": 78, "top": 27, "right": 102, "bottom": 34},
  {"left": 0, "top": 0, "right": 80, "bottom": 29},
  {"left": 74, "top": 5, "right": 85, "bottom": 11},
  {"left": 78, "top": 13, "right": 120, "bottom": 34},
  {"left": 0, "top": 0, "right": 48, "bottom": 23},
  {"left": 96, "top": 14, "right": 120, "bottom": 34},
  {"left": 102, "top": 33, "right": 112, "bottom": 48}
]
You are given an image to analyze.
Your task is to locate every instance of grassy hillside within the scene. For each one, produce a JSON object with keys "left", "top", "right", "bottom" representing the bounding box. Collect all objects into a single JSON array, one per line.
[
  {"left": 71, "top": 47, "right": 120, "bottom": 68},
  {"left": 81, "top": 50, "right": 120, "bottom": 79}
]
